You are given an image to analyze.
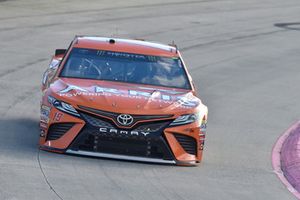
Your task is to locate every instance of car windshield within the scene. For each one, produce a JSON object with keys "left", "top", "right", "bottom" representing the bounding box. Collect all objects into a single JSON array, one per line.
[{"left": 60, "top": 48, "right": 191, "bottom": 89}]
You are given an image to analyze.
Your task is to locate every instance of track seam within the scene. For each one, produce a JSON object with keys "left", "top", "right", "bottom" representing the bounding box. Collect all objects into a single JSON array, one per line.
[
  {"left": 1, "top": 87, "right": 39, "bottom": 117},
  {"left": 37, "top": 149, "right": 64, "bottom": 200},
  {"left": 181, "top": 30, "right": 287, "bottom": 51},
  {"left": 0, "top": 0, "right": 224, "bottom": 21},
  {"left": 0, "top": 58, "right": 48, "bottom": 79}
]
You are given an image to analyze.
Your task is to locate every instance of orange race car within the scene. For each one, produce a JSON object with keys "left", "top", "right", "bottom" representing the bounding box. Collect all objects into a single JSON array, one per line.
[{"left": 40, "top": 36, "right": 208, "bottom": 166}]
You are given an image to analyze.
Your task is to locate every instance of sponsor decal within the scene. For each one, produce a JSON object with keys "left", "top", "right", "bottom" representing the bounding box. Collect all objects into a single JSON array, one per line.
[
  {"left": 40, "top": 122, "right": 48, "bottom": 129},
  {"left": 106, "top": 51, "right": 147, "bottom": 60},
  {"left": 137, "top": 86, "right": 184, "bottom": 95},
  {"left": 40, "top": 129, "right": 46, "bottom": 137},
  {"left": 200, "top": 123, "right": 207, "bottom": 132},
  {"left": 199, "top": 132, "right": 206, "bottom": 151},
  {"left": 199, "top": 118, "right": 207, "bottom": 151},
  {"left": 49, "top": 59, "right": 60, "bottom": 69},
  {"left": 199, "top": 116, "right": 207, "bottom": 132},
  {"left": 99, "top": 127, "right": 150, "bottom": 137},
  {"left": 40, "top": 105, "right": 51, "bottom": 123},
  {"left": 58, "top": 85, "right": 199, "bottom": 108},
  {"left": 42, "top": 71, "right": 48, "bottom": 85},
  {"left": 59, "top": 85, "right": 88, "bottom": 94},
  {"left": 199, "top": 143, "right": 204, "bottom": 151}
]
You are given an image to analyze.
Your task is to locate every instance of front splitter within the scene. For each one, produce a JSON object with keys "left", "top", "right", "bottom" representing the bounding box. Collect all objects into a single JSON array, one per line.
[{"left": 66, "top": 149, "right": 176, "bottom": 164}]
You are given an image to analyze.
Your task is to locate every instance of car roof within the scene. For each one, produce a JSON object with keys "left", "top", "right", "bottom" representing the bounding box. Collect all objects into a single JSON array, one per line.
[{"left": 73, "top": 36, "right": 178, "bottom": 57}]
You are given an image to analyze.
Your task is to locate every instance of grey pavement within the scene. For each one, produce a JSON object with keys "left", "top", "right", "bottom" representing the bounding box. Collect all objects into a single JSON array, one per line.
[{"left": 0, "top": 0, "right": 300, "bottom": 199}]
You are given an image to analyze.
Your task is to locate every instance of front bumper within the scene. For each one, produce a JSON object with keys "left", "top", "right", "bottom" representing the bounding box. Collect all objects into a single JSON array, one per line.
[{"left": 39, "top": 106, "right": 206, "bottom": 165}]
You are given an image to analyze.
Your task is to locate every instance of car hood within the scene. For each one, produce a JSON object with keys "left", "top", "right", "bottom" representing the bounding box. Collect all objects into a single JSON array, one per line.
[{"left": 49, "top": 78, "right": 201, "bottom": 115}]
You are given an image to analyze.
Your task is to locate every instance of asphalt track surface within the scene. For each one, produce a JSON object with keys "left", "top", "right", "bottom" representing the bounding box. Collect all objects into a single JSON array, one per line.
[{"left": 0, "top": 0, "right": 300, "bottom": 199}]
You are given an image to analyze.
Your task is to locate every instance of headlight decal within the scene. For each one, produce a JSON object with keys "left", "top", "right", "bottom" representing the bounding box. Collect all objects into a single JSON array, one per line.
[
  {"left": 170, "top": 114, "right": 198, "bottom": 126},
  {"left": 48, "top": 95, "right": 80, "bottom": 117}
]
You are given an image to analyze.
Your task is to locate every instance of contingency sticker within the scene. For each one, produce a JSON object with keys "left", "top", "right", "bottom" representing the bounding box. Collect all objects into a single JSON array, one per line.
[{"left": 40, "top": 105, "right": 51, "bottom": 123}]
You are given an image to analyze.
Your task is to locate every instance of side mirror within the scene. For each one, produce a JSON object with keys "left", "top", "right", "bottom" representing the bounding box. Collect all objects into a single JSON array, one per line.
[{"left": 55, "top": 49, "right": 67, "bottom": 56}]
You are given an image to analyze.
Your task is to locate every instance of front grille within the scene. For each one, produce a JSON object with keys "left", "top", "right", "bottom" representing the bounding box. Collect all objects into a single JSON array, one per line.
[
  {"left": 80, "top": 112, "right": 114, "bottom": 128},
  {"left": 174, "top": 133, "right": 197, "bottom": 155},
  {"left": 133, "top": 121, "right": 171, "bottom": 132},
  {"left": 69, "top": 113, "right": 174, "bottom": 160},
  {"left": 79, "top": 111, "right": 172, "bottom": 132},
  {"left": 70, "top": 130, "right": 173, "bottom": 159},
  {"left": 78, "top": 105, "right": 173, "bottom": 127},
  {"left": 46, "top": 123, "right": 74, "bottom": 141}
]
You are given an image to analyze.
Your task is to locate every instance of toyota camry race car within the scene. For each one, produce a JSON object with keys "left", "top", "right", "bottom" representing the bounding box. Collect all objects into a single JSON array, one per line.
[{"left": 40, "top": 36, "right": 208, "bottom": 166}]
